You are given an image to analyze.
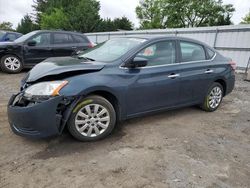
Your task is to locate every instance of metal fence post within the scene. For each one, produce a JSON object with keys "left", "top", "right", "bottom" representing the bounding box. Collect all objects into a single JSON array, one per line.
[{"left": 213, "top": 28, "right": 219, "bottom": 48}]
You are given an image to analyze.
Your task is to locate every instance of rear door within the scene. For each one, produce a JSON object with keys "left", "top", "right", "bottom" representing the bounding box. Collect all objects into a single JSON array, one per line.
[
  {"left": 125, "top": 40, "right": 181, "bottom": 116},
  {"left": 51, "top": 32, "right": 76, "bottom": 57},
  {"left": 177, "top": 40, "right": 215, "bottom": 104},
  {"left": 23, "top": 32, "right": 53, "bottom": 65}
]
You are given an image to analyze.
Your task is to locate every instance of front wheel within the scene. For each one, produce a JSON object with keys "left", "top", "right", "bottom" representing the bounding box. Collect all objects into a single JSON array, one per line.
[
  {"left": 201, "top": 82, "right": 223, "bottom": 112},
  {"left": 67, "top": 95, "right": 116, "bottom": 141},
  {"left": 0, "top": 54, "right": 23, "bottom": 73}
]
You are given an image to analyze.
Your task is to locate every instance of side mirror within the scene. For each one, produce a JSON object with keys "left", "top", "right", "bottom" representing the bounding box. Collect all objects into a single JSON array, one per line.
[
  {"left": 4, "top": 37, "right": 10, "bottom": 41},
  {"left": 125, "top": 57, "right": 148, "bottom": 68},
  {"left": 27, "top": 40, "right": 36, "bottom": 46}
]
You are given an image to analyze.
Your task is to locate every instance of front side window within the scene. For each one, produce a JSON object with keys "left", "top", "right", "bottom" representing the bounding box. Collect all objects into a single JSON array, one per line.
[
  {"left": 30, "top": 33, "right": 50, "bottom": 46},
  {"left": 6, "top": 33, "right": 17, "bottom": 41},
  {"left": 180, "top": 41, "right": 206, "bottom": 62},
  {"left": 53, "top": 33, "right": 74, "bottom": 44},
  {"left": 135, "top": 41, "right": 176, "bottom": 66}
]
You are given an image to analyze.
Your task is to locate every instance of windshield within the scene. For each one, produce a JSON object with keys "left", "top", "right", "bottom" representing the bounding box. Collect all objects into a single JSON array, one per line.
[
  {"left": 14, "top": 31, "right": 38, "bottom": 43},
  {"left": 78, "top": 38, "right": 147, "bottom": 62},
  {"left": 0, "top": 31, "right": 6, "bottom": 39}
]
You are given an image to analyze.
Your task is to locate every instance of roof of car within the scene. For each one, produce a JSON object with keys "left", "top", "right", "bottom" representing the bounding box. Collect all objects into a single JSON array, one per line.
[
  {"left": 0, "top": 30, "right": 22, "bottom": 35},
  {"left": 121, "top": 35, "right": 212, "bottom": 48},
  {"left": 35, "top": 30, "right": 85, "bottom": 35}
]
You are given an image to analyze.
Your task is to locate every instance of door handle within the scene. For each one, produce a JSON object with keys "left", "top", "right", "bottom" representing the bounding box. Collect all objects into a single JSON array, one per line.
[
  {"left": 72, "top": 46, "right": 77, "bottom": 49},
  {"left": 168, "top": 73, "right": 180, "bottom": 78},
  {"left": 205, "top": 69, "right": 214, "bottom": 74}
]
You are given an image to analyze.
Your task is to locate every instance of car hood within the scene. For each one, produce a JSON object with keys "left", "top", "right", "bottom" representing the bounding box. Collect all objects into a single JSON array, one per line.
[{"left": 26, "top": 56, "right": 106, "bottom": 82}]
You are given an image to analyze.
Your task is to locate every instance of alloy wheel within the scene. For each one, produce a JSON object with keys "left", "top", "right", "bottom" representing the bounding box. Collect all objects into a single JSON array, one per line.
[
  {"left": 4, "top": 57, "right": 21, "bottom": 71},
  {"left": 208, "top": 86, "right": 222, "bottom": 109},
  {"left": 74, "top": 104, "right": 110, "bottom": 137}
]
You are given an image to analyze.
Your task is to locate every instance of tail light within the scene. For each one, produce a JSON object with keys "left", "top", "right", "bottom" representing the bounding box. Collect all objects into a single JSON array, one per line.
[
  {"left": 229, "top": 60, "right": 236, "bottom": 71},
  {"left": 88, "top": 42, "right": 95, "bottom": 48}
]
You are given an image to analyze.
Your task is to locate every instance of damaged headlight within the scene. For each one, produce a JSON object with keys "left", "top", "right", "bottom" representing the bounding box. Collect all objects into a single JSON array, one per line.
[{"left": 24, "top": 81, "right": 68, "bottom": 97}]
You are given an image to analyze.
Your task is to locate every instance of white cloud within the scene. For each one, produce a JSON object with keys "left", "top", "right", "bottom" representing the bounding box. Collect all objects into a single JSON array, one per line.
[
  {"left": 99, "top": 0, "right": 140, "bottom": 27},
  {"left": 224, "top": 0, "right": 250, "bottom": 24},
  {"left": 0, "top": 0, "right": 249, "bottom": 29},
  {"left": 0, "top": 0, "right": 34, "bottom": 28}
]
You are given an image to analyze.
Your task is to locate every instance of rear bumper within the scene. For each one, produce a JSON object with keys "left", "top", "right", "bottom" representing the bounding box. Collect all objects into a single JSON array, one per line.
[
  {"left": 8, "top": 94, "right": 64, "bottom": 138},
  {"left": 225, "top": 74, "right": 235, "bottom": 95}
]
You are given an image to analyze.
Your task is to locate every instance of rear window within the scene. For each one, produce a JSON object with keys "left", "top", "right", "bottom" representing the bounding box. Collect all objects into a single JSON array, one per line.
[{"left": 73, "top": 35, "right": 88, "bottom": 43}]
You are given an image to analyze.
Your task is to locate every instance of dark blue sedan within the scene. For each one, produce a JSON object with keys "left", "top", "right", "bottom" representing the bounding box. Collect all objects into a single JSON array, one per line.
[
  {"left": 0, "top": 30, "right": 22, "bottom": 42},
  {"left": 8, "top": 36, "right": 235, "bottom": 141}
]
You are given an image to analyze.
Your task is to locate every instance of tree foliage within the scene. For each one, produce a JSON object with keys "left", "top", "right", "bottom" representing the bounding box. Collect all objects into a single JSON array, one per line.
[
  {"left": 136, "top": 0, "right": 235, "bottom": 29},
  {"left": 31, "top": 0, "right": 133, "bottom": 32},
  {"left": 16, "top": 15, "right": 39, "bottom": 34},
  {"left": 0, "top": 22, "right": 14, "bottom": 31},
  {"left": 40, "top": 8, "right": 70, "bottom": 30},
  {"left": 241, "top": 10, "right": 250, "bottom": 24}
]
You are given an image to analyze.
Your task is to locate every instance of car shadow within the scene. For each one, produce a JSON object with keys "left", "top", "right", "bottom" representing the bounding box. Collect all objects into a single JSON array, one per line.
[{"left": 31, "top": 106, "right": 201, "bottom": 160}]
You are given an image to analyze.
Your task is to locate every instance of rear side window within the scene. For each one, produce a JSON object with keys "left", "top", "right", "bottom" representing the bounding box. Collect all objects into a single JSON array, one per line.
[
  {"left": 180, "top": 41, "right": 206, "bottom": 62},
  {"left": 73, "top": 35, "right": 88, "bottom": 43},
  {"left": 206, "top": 48, "right": 215, "bottom": 59},
  {"left": 53, "top": 33, "right": 74, "bottom": 44}
]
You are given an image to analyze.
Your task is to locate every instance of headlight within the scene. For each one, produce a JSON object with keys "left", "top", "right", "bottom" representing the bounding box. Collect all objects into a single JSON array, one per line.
[{"left": 24, "top": 81, "right": 68, "bottom": 97}]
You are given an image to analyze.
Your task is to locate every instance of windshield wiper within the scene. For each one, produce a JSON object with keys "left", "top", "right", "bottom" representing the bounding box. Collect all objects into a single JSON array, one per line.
[{"left": 78, "top": 56, "right": 95, "bottom": 61}]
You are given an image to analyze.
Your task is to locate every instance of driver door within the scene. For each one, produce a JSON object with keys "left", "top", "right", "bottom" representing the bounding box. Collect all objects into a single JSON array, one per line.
[
  {"left": 125, "top": 40, "right": 181, "bottom": 116},
  {"left": 23, "top": 32, "right": 53, "bottom": 65}
]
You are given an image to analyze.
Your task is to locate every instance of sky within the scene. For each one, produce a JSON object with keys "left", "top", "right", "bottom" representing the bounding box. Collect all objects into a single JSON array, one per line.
[{"left": 0, "top": 0, "right": 249, "bottom": 29}]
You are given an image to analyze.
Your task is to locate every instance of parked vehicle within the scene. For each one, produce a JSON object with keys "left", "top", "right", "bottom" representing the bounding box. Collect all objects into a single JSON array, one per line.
[
  {"left": 0, "top": 30, "right": 93, "bottom": 73},
  {"left": 8, "top": 36, "right": 235, "bottom": 141},
  {"left": 0, "top": 30, "right": 22, "bottom": 42}
]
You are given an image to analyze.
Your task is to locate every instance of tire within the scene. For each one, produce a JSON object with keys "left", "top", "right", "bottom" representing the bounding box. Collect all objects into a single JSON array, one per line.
[
  {"left": 201, "top": 82, "right": 224, "bottom": 112},
  {"left": 67, "top": 95, "right": 116, "bottom": 141},
  {"left": 0, "top": 54, "right": 23, "bottom": 73}
]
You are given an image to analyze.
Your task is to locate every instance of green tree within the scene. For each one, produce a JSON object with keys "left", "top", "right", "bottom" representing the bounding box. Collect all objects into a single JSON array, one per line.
[
  {"left": 16, "top": 14, "right": 39, "bottom": 34},
  {"left": 68, "top": 0, "right": 101, "bottom": 32},
  {"left": 136, "top": 0, "right": 235, "bottom": 29},
  {"left": 40, "top": 8, "right": 70, "bottom": 30},
  {"left": 113, "top": 17, "right": 134, "bottom": 30},
  {"left": 32, "top": 0, "right": 134, "bottom": 32},
  {"left": 241, "top": 10, "right": 250, "bottom": 24},
  {"left": 0, "top": 22, "right": 14, "bottom": 30}
]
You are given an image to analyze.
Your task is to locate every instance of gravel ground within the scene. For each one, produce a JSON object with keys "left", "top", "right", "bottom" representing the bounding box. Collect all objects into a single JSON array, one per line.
[{"left": 0, "top": 72, "right": 249, "bottom": 188}]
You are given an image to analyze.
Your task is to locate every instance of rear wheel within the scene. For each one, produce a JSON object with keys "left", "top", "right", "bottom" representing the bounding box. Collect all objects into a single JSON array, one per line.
[
  {"left": 67, "top": 95, "right": 116, "bottom": 141},
  {"left": 201, "top": 82, "right": 223, "bottom": 112},
  {"left": 0, "top": 54, "right": 23, "bottom": 73}
]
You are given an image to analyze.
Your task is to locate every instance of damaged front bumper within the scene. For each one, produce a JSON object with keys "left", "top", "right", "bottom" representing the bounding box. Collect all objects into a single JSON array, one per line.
[{"left": 7, "top": 93, "right": 73, "bottom": 138}]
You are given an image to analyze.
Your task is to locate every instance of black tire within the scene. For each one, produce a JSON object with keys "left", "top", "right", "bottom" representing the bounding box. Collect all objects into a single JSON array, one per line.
[
  {"left": 0, "top": 54, "right": 23, "bottom": 73},
  {"left": 201, "top": 82, "right": 224, "bottom": 112},
  {"left": 67, "top": 95, "right": 116, "bottom": 141}
]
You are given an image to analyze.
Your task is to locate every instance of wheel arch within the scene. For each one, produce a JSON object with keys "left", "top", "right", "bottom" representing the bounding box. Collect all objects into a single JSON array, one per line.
[
  {"left": 214, "top": 79, "right": 227, "bottom": 96},
  {"left": 86, "top": 90, "right": 121, "bottom": 121},
  {"left": 0, "top": 53, "right": 22, "bottom": 61}
]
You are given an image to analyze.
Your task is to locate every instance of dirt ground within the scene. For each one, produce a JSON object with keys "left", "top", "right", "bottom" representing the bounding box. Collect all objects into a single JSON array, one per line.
[{"left": 0, "top": 72, "right": 249, "bottom": 188}]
